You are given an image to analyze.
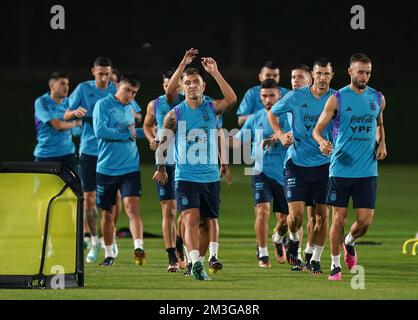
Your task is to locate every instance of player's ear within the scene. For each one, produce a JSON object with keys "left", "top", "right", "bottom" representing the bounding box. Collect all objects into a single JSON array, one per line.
[
  {"left": 258, "top": 72, "right": 263, "bottom": 83},
  {"left": 348, "top": 67, "right": 352, "bottom": 76},
  {"left": 202, "top": 82, "right": 206, "bottom": 92},
  {"left": 91, "top": 67, "right": 95, "bottom": 77}
]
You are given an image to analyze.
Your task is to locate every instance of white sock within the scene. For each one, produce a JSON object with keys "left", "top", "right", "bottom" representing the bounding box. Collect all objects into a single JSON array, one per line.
[
  {"left": 297, "top": 247, "right": 302, "bottom": 261},
  {"left": 184, "top": 246, "right": 191, "bottom": 263},
  {"left": 305, "top": 244, "right": 314, "bottom": 254},
  {"left": 209, "top": 242, "right": 219, "bottom": 259},
  {"left": 189, "top": 250, "right": 200, "bottom": 265},
  {"left": 273, "top": 232, "right": 284, "bottom": 244},
  {"left": 345, "top": 233, "right": 356, "bottom": 246},
  {"left": 134, "top": 239, "right": 143, "bottom": 250},
  {"left": 289, "top": 232, "right": 298, "bottom": 241},
  {"left": 105, "top": 245, "right": 115, "bottom": 258},
  {"left": 331, "top": 255, "right": 341, "bottom": 270},
  {"left": 311, "top": 245, "right": 324, "bottom": 262},
  {"left": 91, "top": 235, "right": 100, "bottom": 247},
  {"left": 258, "top": 246, "right": 268, "bottom": 258}
]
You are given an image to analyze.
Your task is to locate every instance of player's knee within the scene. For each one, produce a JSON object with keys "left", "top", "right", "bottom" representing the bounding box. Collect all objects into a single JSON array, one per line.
[
  {"left": 256, "top": 204, "right": 270, "bottom": 218},
  {"left": 333, "top": 214, "right": 346, "bottom": 228},
  {"left": 84, "top": 193, "right": 96, "bottom": 210}
]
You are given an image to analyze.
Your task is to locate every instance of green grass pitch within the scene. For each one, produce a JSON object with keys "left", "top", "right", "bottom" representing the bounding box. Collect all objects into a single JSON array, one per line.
[{"left": 1, "top": 164, "right": 418, "bottom": 300}]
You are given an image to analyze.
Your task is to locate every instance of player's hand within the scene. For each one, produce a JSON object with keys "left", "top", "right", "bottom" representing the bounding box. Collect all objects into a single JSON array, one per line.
[
  {"left": 201, "top": 57, "right": 219, "bottom": 75},
  {"left": 74, "top": 107, "right": 87, "bottom": 118},
  {"left": 181, "top": 48, "right": 199, "bottom": 66},
  {"left": 278, "top": 132, "right": 293, "bottom": 147},
  {"left": 319, "top": 140, "right": 333, "bottom": 156},
  {"left": 375, "top": 143, "right": 387, "bottom": 160},
  {"left": 220, "top": 164, "right": 233, "bottom": 185},
  {"left": 150, "top": 138, "right": 159, "bottom": 151},
  {"left": 153, "top": 169, "right": 168, "bottom": 185},
  {"left": 261, "top": 138, "right": 275, "bottom": 150},
  {"left": 74, "top": 119, "right": 82, "bottom": 127}
]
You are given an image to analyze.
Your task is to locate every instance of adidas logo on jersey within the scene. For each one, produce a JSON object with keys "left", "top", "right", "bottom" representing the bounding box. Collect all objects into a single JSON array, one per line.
[
  {"left": 346, "top": 106, "right": 352, "bottom": 111},
  {"left": 301, "top": 103, "right": 308, "bottom": 108}
]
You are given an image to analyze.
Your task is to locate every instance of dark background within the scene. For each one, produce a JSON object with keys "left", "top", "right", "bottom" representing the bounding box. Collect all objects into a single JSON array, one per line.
[{"left": 1, "top": 0, "right": 417, "bottom": 163}]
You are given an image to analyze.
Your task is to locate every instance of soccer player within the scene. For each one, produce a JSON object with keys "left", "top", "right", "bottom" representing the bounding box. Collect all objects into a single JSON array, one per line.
[
  {"left": 34, "top": 71, "right": 82, "bottom": 171},
  {"left": 93, "top": 73, "right": 146, "bottom": 267},
  {"left": 143, "top": 65, "right": 190, "bottom": 272},
  {"left": 313, "top": 53, "right": 387, "bottom": 280},
  {"left": 268, "top": 57, "right": 335, "bottom": 275},
  {"left": 65, "top": 57, "right": 121, "bottom": 263},
  {"left": 153, "top": 54, "right": 237, "bottom": 280},
  {"left": 233, "top": 79, "right": 289, "bottom": 267},
  {"left": 288, "top": 64, "right": 318, "bottom": 271},
  {"left": 163, "top": 49, "right": 227, "bottom": 276},
  {"left": 236, "top": 61, "right": 290, "bottom": 127}
]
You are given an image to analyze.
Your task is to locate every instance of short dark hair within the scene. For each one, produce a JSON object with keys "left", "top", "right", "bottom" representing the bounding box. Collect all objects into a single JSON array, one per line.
[
  {"left": 162, "top": 67, "right": 176, "bottom": 81},
  {"left": 291, "top": 64, "right": 311, "bottom": 74},
  {"left": 260, "top": 79, "right": 279, "bottom": 90},
  {"left": 350, "top": 53, "right": 371, "bottom": 65},
  {"left": 93, "top": 56, "right": 112, "bottom": 67},
  {"left": 49, "top": 71, "right": 68, "bottom": 81},
  {"left": 261, "top": 61, "right": 280, "bottom": 70},
  {"left": 181, "top": 67, "right": 205, "bottom": 82},
  {"left": 313, "top": 57, "right": 332, "bottom": 68},
  {"left": 112, "top": 68, "right": 121, "bottom": 82},
  {"left": 119, "top": 73, "right": 141, "bottom": 88}
]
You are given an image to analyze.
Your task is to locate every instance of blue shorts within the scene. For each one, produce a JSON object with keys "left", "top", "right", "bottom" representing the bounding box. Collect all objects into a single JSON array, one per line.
[
  {"left": 252, "top": 172, "right": 288, "bottom": 214},
  {"left": 96, "top": 171, "right": 141, "bottom": 211},
  {"left": 284, "top": 159, "right": 329, "bottom": 205},
  {"left": 175, "top": 180, "right": 220, "bottom": 219},
  {"left": 155, "top": 165, "right": 175, "bottom": 201},
  {"left": 35, "top": 153, "right": 79, "bottom": 176},
  {"left": 79, "top": 153, "right": 98, "bottom": 193},
  {"left": 327, "top": 176, "right": 377, "bottom": 209}
]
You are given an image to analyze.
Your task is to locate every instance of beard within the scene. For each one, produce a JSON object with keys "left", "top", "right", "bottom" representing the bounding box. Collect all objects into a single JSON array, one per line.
[{"left": 353, "top": 78, "right": 367, "bottom": 89}]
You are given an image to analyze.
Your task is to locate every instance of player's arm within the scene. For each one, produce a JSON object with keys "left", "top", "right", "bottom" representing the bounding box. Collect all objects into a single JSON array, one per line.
[
  {"left": 166, "top": 48, "right": 199, "bottom": 104},
  {"left": 143, "top": 100, "right": 158, "bottom": 150},
  {"left": 93, "top": 101, "right": 133, "bottom": 141},
  {"left": 201, "top": 57, "right": 237, "bottom": 114},
  {"left": 267, "top": 110, "right": 293, "bottom": 147},
  {"left": 153, "top": 110, "right": 177, "bottom": 185},
  {"left": 64, "top": 107, "right": 87, "bottom": 120},
  {"left": 64, "top": 85, "right": 87, "bottom": 120},
  {"left": 376, "top": 95, "right": 387, "bottom": 160},
  {"left": 49, "top": 119, "right": 82, "bottom": 131},
  {"left": 35, "top": 98, "right": 82, "bottom": 131},
  {"left": 218, "top": 128, "right": 233, "bottom": 185},
  {"left": 312, "top": 95, "right": 338, "bottom": 156}
]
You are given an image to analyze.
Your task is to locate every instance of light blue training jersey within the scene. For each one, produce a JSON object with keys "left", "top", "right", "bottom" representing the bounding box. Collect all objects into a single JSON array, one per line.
[
  {"left": 173, "top": 99, "right": 220, "bottom": 183},
  {"left": 33, "top": 93, "right": 75, "bottom": 158},
  {"left": 93, "top": 94, "right": 144, "bottom": 176},
  {"left": 271, "top": 86, "right": 335, "bottom": 167},
  {"left": 69, "top": 80, "right": 117, "bottom": 156},
  {"left": 236, "top": 85, "right": 290, "bottom": 116},
  {"left": 330, "top": 85, "right": 382, "bottom": 178},
  {"left": 236, "top": 108, "right": 290, "bottom": 185}
]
